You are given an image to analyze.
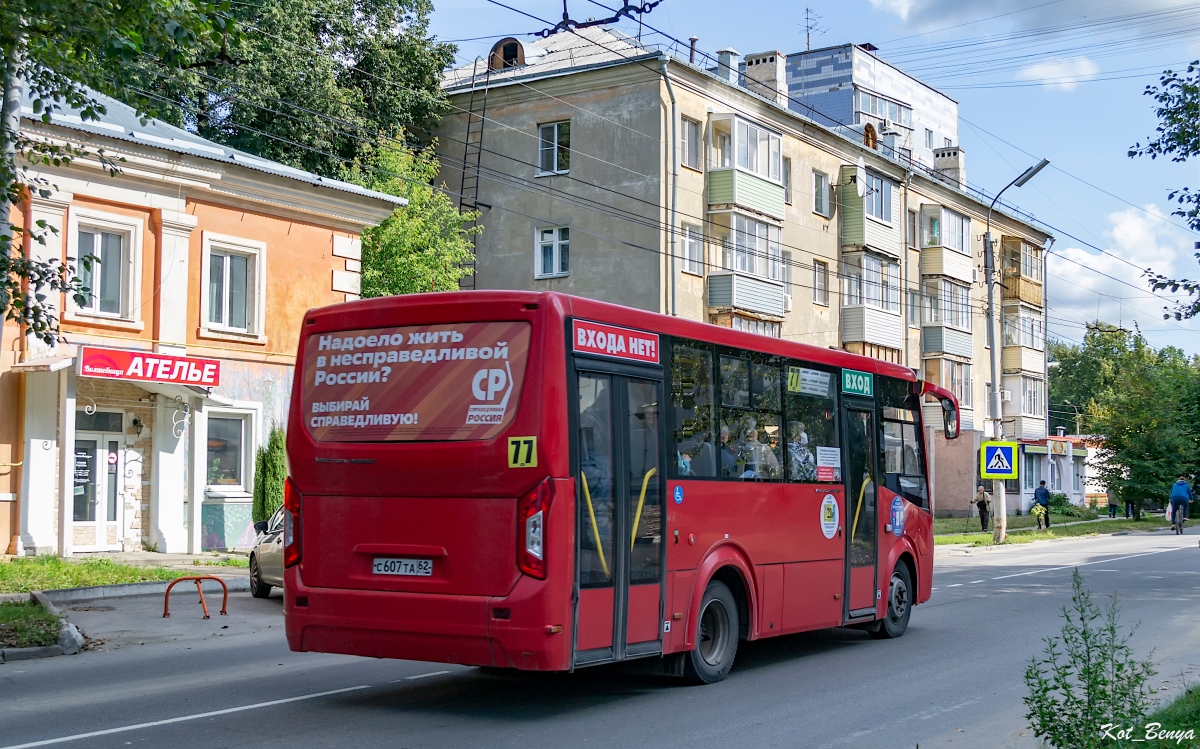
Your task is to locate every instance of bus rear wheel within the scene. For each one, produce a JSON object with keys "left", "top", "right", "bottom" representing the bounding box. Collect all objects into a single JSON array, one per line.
[
  {"left": 868, "top": 563, "right": 912, "bottom": 640},
  {"left": 684, "top": 580, "right": 739, "bottom": 684}
]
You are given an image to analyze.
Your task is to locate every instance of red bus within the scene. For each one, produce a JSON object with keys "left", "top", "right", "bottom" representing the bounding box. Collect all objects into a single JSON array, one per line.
[{"left": 283, "top": 291, "right": 960, "bottom": 683}]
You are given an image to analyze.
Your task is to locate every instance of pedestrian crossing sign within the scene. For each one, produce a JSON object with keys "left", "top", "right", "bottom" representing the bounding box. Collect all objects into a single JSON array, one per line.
[{"left": 980, "top": 441, "right": 1019, "bottom": 480}]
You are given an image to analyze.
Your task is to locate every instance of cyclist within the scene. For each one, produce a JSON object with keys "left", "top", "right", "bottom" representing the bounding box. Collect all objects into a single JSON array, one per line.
[{"left": 1168, "top": 475, "right": 1193, "bottom": 531}]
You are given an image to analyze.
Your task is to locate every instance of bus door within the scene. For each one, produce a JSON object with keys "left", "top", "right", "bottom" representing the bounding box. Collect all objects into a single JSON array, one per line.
[
  {"left": 572, "top": 368, "right": 664, "bottom": 667},
  {"left": 842, "top": 398, "right": 879, "bottom": 620}
]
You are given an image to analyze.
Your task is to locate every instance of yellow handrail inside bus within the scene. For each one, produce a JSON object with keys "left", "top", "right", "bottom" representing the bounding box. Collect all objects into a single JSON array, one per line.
[
  {"left": 580, "top": 471, "right": 610, "bottom": 578},
  {"left": 851, "top": 474, "right": 872, "bottom": 540},
  {"left": 630, "top": 467, "right": 658, "bottom": 551}
]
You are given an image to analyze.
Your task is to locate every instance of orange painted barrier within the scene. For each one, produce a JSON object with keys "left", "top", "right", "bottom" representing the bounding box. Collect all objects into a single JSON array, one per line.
[{"left": 163, "top": 576, "right": 229, "bottom": 619}]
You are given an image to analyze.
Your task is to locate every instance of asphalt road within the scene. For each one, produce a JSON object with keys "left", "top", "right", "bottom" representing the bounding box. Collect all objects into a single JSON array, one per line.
[{"left": 3, "top": 530, "right": 1198, "bottom": 749}]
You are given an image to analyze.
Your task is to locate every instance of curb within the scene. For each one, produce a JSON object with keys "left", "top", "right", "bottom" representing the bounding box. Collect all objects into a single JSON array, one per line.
[{"left": 1, "top": 575, "right": 249, "bottom": 664}]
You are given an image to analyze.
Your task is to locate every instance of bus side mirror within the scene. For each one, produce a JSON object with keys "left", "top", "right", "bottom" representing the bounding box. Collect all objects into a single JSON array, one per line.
[{"left": 941, "top": 398, "right": 959, "bottom": 439}]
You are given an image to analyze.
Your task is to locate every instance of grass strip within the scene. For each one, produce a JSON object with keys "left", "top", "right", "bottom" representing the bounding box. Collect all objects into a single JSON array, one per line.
[
  {"left": 1130, "top": 686, "right": 1200, "bottom": 747},
  {"left": 0, "top": 556, "right": 181, "bottom": 593},
  {"left": 0, "top": 600, "right": 61, "bottom": 649},
  {"left": 934, "top": 517, "right": 1168, "bottom": 546},
  {"left": 934, "top": 513, "right": 1077, "bottom": 536}
]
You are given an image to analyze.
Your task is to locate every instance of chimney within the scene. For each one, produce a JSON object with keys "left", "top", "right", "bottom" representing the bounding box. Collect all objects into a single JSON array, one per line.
[
  {"left": 933, "top": 145, "right": 966, "bottom": 188},
  {"left": 689, "top": 36, "right": 699, "bottom": 64},
  {"left": 743, "top": 51, "right": 787, "bottom": 105},
  {"left": 716, "top": 48, "right": 740, "bottom": 85},
  {"left": 1056, "top": 426, "right": 1066, "bottom": 437}
]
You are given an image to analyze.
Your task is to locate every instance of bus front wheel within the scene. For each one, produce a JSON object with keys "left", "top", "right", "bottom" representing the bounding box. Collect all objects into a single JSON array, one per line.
[
  {"left": 868, "top": 563, "right": 913, "bottom": 640},
  {"left": 684, "top": 580, "right": 739, "bottom": 684}
]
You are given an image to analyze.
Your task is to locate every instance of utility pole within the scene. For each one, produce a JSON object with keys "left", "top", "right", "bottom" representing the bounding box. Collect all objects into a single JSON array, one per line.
[{"left": 984, "top": 158, "right": 1049, "bottom": 543}]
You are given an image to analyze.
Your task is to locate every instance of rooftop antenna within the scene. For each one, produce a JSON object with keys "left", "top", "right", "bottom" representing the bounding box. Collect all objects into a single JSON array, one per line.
[{"left": 802, "top": 7, "right": 827, "bottom": 52}]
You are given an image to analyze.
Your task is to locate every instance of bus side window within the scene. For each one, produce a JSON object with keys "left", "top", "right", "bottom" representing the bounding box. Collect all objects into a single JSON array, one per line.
[
  {"left": 670, "top": 343, "right": 716, "bottom": 478},
  {"left": 717, "top": 355, "right": 783, "bottom": 481},
  {"left": 880, "top": 417, "right": 927, "bottom": 507},
  {"left": 783, "top": 364, "right": 839, "bottom": 483}
]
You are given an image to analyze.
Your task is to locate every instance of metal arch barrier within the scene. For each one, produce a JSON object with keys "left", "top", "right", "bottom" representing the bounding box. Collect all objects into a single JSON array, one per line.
[{"left": 163, "top": 575, "right": 229, "bottom": 619}]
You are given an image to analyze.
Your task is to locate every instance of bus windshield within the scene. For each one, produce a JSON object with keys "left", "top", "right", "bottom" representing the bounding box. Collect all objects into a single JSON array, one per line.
[{"left": 302, "top": 320, "right": 531, "bottom": 442}]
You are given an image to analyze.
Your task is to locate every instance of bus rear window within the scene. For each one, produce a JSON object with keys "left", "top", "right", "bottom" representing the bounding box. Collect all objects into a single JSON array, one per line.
[{"left": 302, "top": 321, "right": 531, "bottom": 442}]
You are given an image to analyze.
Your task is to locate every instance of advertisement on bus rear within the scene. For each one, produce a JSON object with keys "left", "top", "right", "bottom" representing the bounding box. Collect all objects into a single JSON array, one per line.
[{"left": 302, "top": 321, "right": 531, "bottom": 442}]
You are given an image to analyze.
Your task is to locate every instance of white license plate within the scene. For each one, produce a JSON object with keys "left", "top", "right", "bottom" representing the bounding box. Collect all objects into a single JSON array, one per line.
[{"left": 372, "top": 557, "right": 433, "bottom": 576}]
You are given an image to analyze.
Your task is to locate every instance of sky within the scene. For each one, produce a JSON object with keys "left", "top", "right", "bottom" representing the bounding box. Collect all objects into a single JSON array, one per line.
[{"left": 427, "top": 0, "right": 1200, "bottom": 354}]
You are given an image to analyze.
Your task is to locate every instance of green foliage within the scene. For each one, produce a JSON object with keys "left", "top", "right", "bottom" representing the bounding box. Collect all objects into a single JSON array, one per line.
[
  {"left": 1130, "top": 61, "right": 1200, "bottom": 318},
  {"left": 0, "top": 556, "right": 179, "bottom": 593},
  {"left": 252, "top": 425, "right": 287, "bottom": 523},
  {"left": 351, "top": 143, "right": 480, "bottom": 296},
  {"left": 1049, "top": 492, "right": 1098, "bottom": 520},
  {"left": 1024, "top": 569, "right": 1157, "bottom": 748},
  {"left": 1, "top": 0, "right": 236, "bottom": 343},
  {"left": 1049, "top": 325, "right": 1200, "bottom": 517},
  {"left": 0, "top": 600, "right": 60, "bottom": 648}
]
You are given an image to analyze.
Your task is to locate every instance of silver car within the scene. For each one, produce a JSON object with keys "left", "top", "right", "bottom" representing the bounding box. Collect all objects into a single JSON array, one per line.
[{"left": 250, "top": 507, "right": 285, "bottom": 598}]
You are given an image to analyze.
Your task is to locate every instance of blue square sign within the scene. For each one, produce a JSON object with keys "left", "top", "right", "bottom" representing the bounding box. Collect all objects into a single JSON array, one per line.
[{"left": 980, "top": 441, "right": 1018, "bottom": 480}]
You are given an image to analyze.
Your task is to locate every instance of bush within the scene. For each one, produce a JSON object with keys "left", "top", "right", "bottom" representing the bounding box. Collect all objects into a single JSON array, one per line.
[
  {"left": 1049, "top": 492, "right": 1098, "bottom": 520},
  {"left": 253, "top": 426, "right": 288, "bottom": 523},
  {"left": 1024, "top": 569, "right": 1157, "bottom": 748}
]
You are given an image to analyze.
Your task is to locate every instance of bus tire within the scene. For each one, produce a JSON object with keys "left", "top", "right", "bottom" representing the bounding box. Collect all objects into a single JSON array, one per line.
[
  {"left": 869, "top": 562, "right": 913, "bottom": 640},
  {"left": 684, "top": 579, "right": 739, "bottom": 684},
  {"left": 249, "top": 555, "right": 272, "bottom": 599}
]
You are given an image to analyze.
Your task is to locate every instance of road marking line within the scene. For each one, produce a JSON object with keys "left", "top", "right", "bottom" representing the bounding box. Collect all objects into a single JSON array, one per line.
[
  {"left": 969, "top": 580, "right": 984, "bottom": 584},
  {"left": 930, "top": 587, "right": 938, "bottom": 591},
  {"left": 0, "top": 685, "right": 370, "bottom": 749},
  {"left": 946, "top": 583, "right": 962, "bottom": 587},
  {"left": 989, "top": 547, "right": 1187, "bottom": 582},
  {"left": 405, "top": 670, "right": 451, "bottom": 680}
]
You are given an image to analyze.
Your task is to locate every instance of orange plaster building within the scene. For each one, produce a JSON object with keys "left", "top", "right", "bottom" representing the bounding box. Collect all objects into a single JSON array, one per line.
[{"left": 0, "top": 90, "right": 402, "bottom": 555}]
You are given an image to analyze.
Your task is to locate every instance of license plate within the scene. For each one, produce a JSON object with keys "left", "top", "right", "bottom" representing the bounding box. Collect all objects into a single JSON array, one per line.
[{"left": 372, "top": 557, "right": 433, "bottom": 576}]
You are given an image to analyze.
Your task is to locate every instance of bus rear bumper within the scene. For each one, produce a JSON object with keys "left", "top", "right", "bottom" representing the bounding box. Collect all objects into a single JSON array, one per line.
[{"left": 284, "top": 567, "right": 569, "bottom": 671}]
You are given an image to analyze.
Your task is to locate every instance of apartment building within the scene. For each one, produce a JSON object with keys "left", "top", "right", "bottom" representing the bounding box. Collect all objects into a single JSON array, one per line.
[
  {"left": 435, "top": 27, "right": 1050, "bottom": 512},
  {"left": 0, "top": 90, "right": 401, "bottom": 555}
]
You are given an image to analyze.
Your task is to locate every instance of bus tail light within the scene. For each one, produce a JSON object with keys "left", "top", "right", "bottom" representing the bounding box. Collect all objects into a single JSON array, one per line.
[
  {"left": 283, "top": 477, "right": 302, "bottom": 568},
  {"left": 517, "top": 479, "right": 554, "bottom": 579}
]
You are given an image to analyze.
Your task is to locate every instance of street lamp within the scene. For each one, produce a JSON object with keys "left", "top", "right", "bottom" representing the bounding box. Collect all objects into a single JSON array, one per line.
[{"left": 983, "top": 158, "right": 1049, "bottom": 544}]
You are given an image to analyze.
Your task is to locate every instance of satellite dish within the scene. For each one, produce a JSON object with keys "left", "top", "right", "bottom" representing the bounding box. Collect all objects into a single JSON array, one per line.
[{"left": 855, "top": 157, "right": 867, "bottom": 198}]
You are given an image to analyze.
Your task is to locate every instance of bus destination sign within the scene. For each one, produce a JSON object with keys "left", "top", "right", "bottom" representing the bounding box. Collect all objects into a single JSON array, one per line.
[
  {"left": 572, "top": 320, "right": 660, "bottom": 364},
  {"left": 842, "top": 369, "right": 874, "bottom": 397}
]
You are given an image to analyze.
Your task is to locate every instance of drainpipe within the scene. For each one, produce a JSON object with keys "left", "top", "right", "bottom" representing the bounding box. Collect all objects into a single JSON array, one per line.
[
  {"left": 1042, "top": 236, "right": 1053, "bottom": 433},
  {"left": 902, "top": 170, "right": 913, "bottom": 369},
  {"left": 661, "top": 56, "right": 679, "bottom": 316}
]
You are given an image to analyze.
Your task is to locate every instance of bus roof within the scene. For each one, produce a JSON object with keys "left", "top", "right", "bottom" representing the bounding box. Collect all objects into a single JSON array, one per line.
[{"left": 305, "top": 290, "right": 920, "bottom": 383}]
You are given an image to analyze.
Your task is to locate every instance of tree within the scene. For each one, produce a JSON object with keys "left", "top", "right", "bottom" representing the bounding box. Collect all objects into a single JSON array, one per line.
[
  {"left": 349, "top": 142, "right": 480, "bottom": 296},
  {"left": 123, "top": 0, "right": 455, "bottom": 179},
  {"left": 1, "top": 0, "right": 236, "bottom": 345},
  {"left": 1047, "top": 323, "right": 1128, "bottom": 434},
  {"left": 1129, "top": 61, "right": 1200, "bottom": 319},
  {"left": 252, "top": 425, "right": 287, "bottom": 523}
]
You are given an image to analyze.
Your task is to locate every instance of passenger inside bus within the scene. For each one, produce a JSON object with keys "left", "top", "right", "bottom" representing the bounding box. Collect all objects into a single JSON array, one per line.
[{"left": 786, "top": 421, "right": 817, "bottom": 481}]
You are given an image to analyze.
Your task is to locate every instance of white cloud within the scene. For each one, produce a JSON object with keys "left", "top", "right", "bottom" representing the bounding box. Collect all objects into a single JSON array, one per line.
[
  {"left": 1014, "top": 57, "right": 1100, "bottom": 91},
  {"left": 872, "top": 0, "right": 1198, "bottom": 35},
  {"left": 868, "top": 0, "right": 916, "bottom": 20},
  {"left": 1046, "top": 204, "right": 1200, "bottom": 350}
]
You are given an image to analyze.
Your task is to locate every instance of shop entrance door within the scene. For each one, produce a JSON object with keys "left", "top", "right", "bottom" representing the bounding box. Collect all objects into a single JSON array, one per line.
[
  {"left": 73, "top": 434, "right": 124, "bottom": 552},
  {"left": 572, "top": 370, "right": 664, "bottom": 667}
]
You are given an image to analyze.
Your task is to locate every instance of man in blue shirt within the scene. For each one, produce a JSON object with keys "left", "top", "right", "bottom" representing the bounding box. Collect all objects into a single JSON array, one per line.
[
  {"left": 1169, "top": 475, "right": 1193, "bottom": 530},
  {"left": 1034, "top": 480, "right": 1052, "bottom": 530}
]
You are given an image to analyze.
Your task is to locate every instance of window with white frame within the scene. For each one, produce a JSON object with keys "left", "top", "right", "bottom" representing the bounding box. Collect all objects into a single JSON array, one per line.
[
  {"left": 864, "top": 173, "right": 892, "bottom": 223},
  {"left": 813, "top": 260, "right": 829, "bottom": 306},
  {"left": 1049, "top": 458, "right": 1062, "bottom": 491},
  {"left": 681, "top": 224, "right": 704, "bottom": 275},
  {"left": 538, "top": 121, "right": 571, "bottom": 174},
  {"left": 70, "top": 209, "right": 142, "bottom": 321},
  {"left": 730, "top": 215, "right": 781, "bottom": 280},
  {"left": 1004, "top": 239, "right": 1043, "bottom": 281},
  {"left": 734, "top": 120, "right": 782, "bottom": 182},
  {"left": 1024, "top": 453, "right": 1043, "bottom": 490},
  {"left": 201, "top": 233, "right": 266, "bottom": 337},
  {"left": 925, "top": 279, "right": 970, "bottom": 330},
  {"left": 1004, "top": 309, "right": 1045, "bottom": 350},
  {"left": 813, "top": 170, "right": 831, "bottom": 217},
  {"left": 535, "top": 226, "right": 570, "bottom": 278},
  {"left": 730, "top": 315, "right": 781, "bottom": 338},
  {"left": 984, "top": 381, "right": 992, "bottom": 419},
  {"left": 782, "top": 250, "right": 793, "bottom": 301},
  {"left": 925, "top": 129, "right": 934, "bottom": 149},
  {"left": 844, "top": 252, "right": 899, "bottom": 311},
  {"left": 906, "top": 209, "right": 917, "bottom": 249},
  {"left": 782, "top": 157, "right": 792, "bottom": 204},
  {"left": 681, "top": 117, "right": 701, "bottom": 170},
  {"left": 711, "top": 120, "right": 732, "bottom": 169},
  {"left": 942, "top": 208, "right": 970, "bottom": 254},
  {"left": 907, "top": 286, "right": 922, "bottom": 328},
  {"left": 856, "top": 90, "right": 913, "bottom": 127},
  {"left": 207, "top": 415, "right": 247, "bottom": 488},
  {"left": 944, "top": 137, "right": 953, "bottom": 148},
  {"left": 1022, "top": 376, "right": 1044, "bottom": 416},
  {"left": 946, "top": 361, "right": 972, "bottom": 409}
]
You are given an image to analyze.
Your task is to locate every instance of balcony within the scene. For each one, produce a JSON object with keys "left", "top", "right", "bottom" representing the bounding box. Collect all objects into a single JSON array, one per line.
[
  {"left": 1003, "top": 345, "right": 1045, "bottom": 374},
  {"left": 708, "top": 168, "right": 785, "bottom": 220},
  {"left": 1002, "top": 272, "right": 1044, "bottom": 306},
  {"left": 707, "top": 270, "right": 785, "bottom": 318},
  {"left": 842, "top": 305, "right": 903, "bottom": 348},
  {"left": 920, "top": 246, "right": 973, "bottom": 283},
  {"left": 838, "top": 166, "right": 900, "bottom": 255},
  {"left": 922, "top": 324, "right": 972, "bottom": 357},
  {"left": 1003, "top": 415, "right": 1047, "bottom": 440}
]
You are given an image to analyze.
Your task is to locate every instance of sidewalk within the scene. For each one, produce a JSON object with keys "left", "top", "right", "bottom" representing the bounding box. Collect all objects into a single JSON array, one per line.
[
  {"left": 933, "top": 516, "right": 1144, "bottom": 538},
  {"left": 71, "top": 551, "right": 250, "bottom": 575}
]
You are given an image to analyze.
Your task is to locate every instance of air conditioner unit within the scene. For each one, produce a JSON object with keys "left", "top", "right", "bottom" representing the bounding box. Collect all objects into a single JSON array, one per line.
[
  {"left": 783, "top": 293, "right": 793, "bottom": 312},
  {"left": 882, "top": 119, "right": 898, "bottom": 134},
  {"left": 1000, "top": 390, "right": 1012, "bottom": 403}
]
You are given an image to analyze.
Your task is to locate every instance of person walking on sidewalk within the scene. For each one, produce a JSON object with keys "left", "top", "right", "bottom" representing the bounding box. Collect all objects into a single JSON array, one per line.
[
  {"left": 974, "top": 485, "right": 992, "bottom": 533},
  {"left": 1034, "top": 480, "right": 1052, "bottom": 530},
  {"left": 1106, "top": 487, "right": 1118, "bottom": 519}
]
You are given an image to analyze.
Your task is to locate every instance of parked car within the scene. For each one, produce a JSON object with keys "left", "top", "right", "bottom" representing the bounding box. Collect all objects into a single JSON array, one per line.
[{"left": 250, "top": 507, "right": 285, "bottom": 598}]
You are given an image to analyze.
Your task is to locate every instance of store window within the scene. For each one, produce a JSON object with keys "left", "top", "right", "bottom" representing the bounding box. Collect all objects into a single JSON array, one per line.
[{"left": 207, "top": 417, "right": 245, "bottom": 488}]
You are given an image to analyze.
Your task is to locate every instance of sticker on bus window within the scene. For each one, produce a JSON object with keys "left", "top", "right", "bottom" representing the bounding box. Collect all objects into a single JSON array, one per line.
[
  {"left": 816, "top": 446, "right": 841, "bottom": 482},
  {"left": 303, "top": 321, "right": 531, "bottom": 442},
  {"left": 787, "top": 366, "right": 831, "bottom": 396},
  {"left": 820, "top": 494, "right": 839, "bottom": 539}
]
